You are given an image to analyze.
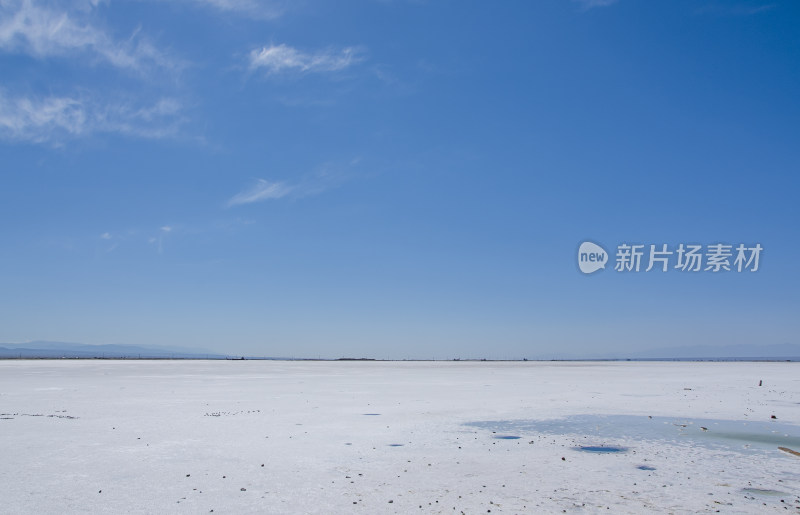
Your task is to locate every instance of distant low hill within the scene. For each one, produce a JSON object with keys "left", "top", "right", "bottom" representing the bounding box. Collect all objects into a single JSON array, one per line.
[{"left": 0, "top": 341, "right": 229, "bottom": 359}]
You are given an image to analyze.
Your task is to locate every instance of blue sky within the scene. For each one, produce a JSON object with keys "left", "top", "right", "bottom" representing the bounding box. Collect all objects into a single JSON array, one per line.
[{"left": 1, "top": 0, "right": 798, "bottom": 358}]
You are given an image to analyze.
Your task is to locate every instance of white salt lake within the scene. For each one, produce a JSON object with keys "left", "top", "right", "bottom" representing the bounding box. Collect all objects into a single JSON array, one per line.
[{"left": 1, "top": 360, "right": 798, "bottom": 513}]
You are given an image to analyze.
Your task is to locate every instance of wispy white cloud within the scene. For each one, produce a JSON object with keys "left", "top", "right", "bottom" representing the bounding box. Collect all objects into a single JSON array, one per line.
[
  {"left": 0, "top": 92, "right": 85, "bottom": 140},
  {"left": 0, "top": 90, "right": 186, "bottom": 143},
  {"left": 227, "top": 158, "right": 362, "bottom": 208},
  {"left": 248, "top": 44, "right": 364, "bottom": 75},
  {"left": 0, "top": 0, "right": 180, "bottom": 73},
  {"left": 142, "top": 224, "right": 175, "bottom": 254},
  {"left": 94, "top": 218, "right": 255, "bottom": 257},
  {"left": 95, "top": 98, "right": 185, "bottom": 138},
  {"left": 227, "top": 179, "right": 293, "bottom": 207}
]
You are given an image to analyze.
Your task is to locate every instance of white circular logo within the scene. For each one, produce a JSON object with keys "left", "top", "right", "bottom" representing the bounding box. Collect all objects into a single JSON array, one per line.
[{"left": 578, "top": 241, "right": 608, "bottom": 274}]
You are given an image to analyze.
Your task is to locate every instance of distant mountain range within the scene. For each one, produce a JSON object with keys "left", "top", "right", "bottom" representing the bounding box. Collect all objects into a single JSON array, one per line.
[
  {"left": 0, "top": 341, "right": 229, "bottom": 359},
  {"left": 1, "top": 341, "right": 798, "bottom": 361}
]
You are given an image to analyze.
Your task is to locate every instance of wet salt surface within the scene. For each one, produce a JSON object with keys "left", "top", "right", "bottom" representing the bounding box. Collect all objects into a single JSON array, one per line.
[
  {"left": 465, "top": 414, "right": 800, "bottom": 454},
  {"left": 575, "top": 445, "right": 627, "bottom": 453},
  {"left": 742, "top": 487, "right": 788, "bottom": 497}
]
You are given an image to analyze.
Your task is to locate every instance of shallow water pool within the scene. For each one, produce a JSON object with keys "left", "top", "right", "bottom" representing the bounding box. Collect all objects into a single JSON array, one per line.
[{"left": 465, "top": 414, "right": 800, "bottom": 454}]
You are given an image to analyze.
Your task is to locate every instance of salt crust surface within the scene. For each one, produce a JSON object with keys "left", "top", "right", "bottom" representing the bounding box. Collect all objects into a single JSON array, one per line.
[{"left": 1, "top": 360, "right": 799, "bottom": 513}]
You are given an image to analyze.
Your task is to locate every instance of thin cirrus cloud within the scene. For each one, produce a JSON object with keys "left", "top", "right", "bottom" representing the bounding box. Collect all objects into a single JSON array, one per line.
[
  {"left": 0, "top": 90, "right": 185, "bottom": 143},
  {"left": 227, "top": 159, "right": 360, "bottom": 208},
  {"left": 227, "top": 179, "right": 293, "bottom": 207},
  {"left": 0, "top": 0, "right": 179, "bottom": 73},
  {"left": 248, "top": 44, "right": 364, "bottom": 75}
]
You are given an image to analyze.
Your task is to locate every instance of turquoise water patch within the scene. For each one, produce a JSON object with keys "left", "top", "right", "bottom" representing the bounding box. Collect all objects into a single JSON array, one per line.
[
  {"left": 464, "top": 415, "right": 800, "bottom": 454},
  {"left": 575, "top": 445, "right": 627, "bottom": 453},
  {"left": 741, "top": 488, "right": 787, "bottom": 497}
]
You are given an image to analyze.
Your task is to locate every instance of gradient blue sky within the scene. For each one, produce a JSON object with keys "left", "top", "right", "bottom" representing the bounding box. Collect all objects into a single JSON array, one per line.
[{"left": 1, "top": 0, "right": 798, "bottom": 358}]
